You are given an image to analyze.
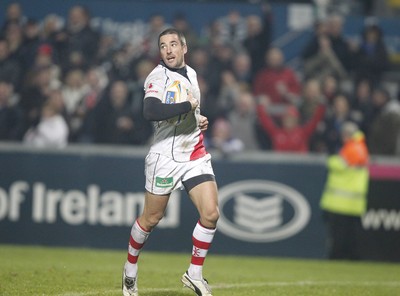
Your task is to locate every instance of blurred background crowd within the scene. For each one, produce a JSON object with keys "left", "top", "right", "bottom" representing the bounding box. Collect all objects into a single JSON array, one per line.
[{"left": 0, "top": 0, "right": 399, "bottom": 156}]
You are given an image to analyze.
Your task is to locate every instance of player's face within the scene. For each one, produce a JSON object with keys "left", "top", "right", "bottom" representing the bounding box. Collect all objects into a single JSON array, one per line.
[{"left": 159, "top": 33, "right": 187, "bottom": 69}]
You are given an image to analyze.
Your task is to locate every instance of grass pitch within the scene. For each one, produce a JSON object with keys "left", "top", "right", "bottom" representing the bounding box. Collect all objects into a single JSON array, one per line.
[{"left": 0, "top": 244, "right": 399, "bottom": 296}]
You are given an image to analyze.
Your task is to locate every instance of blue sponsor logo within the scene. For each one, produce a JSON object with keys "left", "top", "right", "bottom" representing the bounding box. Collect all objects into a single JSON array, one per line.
[{"left": 166, "top": 91, "right": 176, "bottom": 104}]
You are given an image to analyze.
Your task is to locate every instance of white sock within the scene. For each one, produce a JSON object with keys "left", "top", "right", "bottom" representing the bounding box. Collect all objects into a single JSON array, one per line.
[
  {"left": 188, "top": 221, "right": 216, "bottom": 280},
  {"left": 125, "top": 220, "right": 150, "bottom": 278},
  {"left": 188, "top": 264, "right": 203, "bottom": 280},
  {"left": 124, "top": 261, "right": 138, "bottom": 278}
]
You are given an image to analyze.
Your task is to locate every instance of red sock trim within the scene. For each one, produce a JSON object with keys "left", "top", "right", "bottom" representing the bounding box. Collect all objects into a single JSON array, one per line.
[
  {"left": 127, "top": 253, "right": 139, "bottom": 264},
  {"left": 192, "top": 237, "right": 211, "bottom": 250},
  {"left": 129, "top": 236, "right": 145, "bottom": 250},
  {"left": 191, "top": 256, "right": 206, "bottom": 265}
]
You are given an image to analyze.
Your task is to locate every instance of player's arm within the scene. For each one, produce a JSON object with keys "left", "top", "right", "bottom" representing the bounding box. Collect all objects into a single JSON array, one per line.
[{"left": 143, "top": 95, "right": 198, "bottom": 121}]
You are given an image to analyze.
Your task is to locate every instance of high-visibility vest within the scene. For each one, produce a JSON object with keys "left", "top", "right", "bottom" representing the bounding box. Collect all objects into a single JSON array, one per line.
[{"left": 320, "top": 155, "right": 369, "bottom": 216}]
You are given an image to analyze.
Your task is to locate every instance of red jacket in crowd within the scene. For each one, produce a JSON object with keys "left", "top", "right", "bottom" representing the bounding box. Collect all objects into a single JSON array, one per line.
[
  {"left": 257, "top": 104, "right": 326, "bottom": 152},
  {"left": 253, "top": 67, "right": 301, "bottom": 104}
]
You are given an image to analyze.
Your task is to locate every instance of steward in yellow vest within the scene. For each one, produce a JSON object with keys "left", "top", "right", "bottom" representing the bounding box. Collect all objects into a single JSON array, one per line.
[{"left": 320, "top": 122, "right": 369, "bottom": 259}]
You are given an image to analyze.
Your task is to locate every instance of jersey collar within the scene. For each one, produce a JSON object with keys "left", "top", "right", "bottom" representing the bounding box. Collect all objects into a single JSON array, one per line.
[{"left": 160, "top": 60, "right": 189, "bottom": 81}]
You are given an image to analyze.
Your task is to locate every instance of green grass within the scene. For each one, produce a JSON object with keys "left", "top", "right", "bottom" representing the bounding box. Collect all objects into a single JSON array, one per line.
[{"left": 0, "top": 244, "right": 399, "bottom": 296}]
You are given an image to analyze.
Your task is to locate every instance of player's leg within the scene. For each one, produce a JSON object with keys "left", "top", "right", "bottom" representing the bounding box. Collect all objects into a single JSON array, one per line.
[
  {"left": 123, "top": 191, "right": 170, "bottom": 296},
  {"left": 125, "top": 191, "right": 170, "bottom": 275},
  {"left": 189, "top": 180, "right": 219, "bottom": 228},
  {"left": 181, "top": 178, "right": 219, "bottom": 296},
  {"left": 187, "top": 180, "right": 219, "bottom": 277}
]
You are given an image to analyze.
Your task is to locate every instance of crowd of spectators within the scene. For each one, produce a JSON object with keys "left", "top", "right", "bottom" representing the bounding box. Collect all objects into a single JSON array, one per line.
[{"left": 0, "top": 2, "right": 399, "bottom": 156}]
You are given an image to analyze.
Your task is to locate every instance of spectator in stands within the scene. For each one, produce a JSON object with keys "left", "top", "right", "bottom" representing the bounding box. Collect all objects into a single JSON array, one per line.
[
  {"left": 129, "top": 59, "right": 153, "bottom": 114},
  {"left": 94, "top": 34, "right": 115, "bottom": 66},
  {"left": 301, "top": 19, "right": 329, "bottom": 60},
  {"left": 299, "top": 79, "right": 325, "bottom": 122},
  {"left": 23, "top": 89, "right": 69, "bottom": 148},
  {"left": 321, "top": 74, "right": 340, "bottom": 105},
  {"left": 73, "top": 67, "right": 108, "bottom": 143},
  {"left": 54, "top": 5, "right": 100, "bottom": 72},
  {"left": 298, "top": 79, "right": 328, "bottom": 152},
  {"left": 61, "top": 69, "right": 88, "bottom": 119},
  {"left": 350, "top": 79, "right": 373, "bottom": 135},
  {"left": 38, "top": 14, "right": 63, "bottom": 61},
  {"left": 19, "top": 18, "right": 41, "bottom": 70},
  {"left": 253, "top": 47, "right": 301, "bottom": 107},
  {"left": 352, "top": 23, "right": 389, "bottom": 86},
  {"left": 302, "top": 32, "right": 348, "bottom": 83},
  {"left": 18, "top": 66, "right": 54, "bottom": 138},
  {"left": 4, "top": 20, "right": 25, "bottom": 66},
  {"left": 215, "top": 70, "right": 241, "bottom": 119},
  {"left": 188, "top": 46, "right": 220, "bottom": 100},
  {"left": 91, "top": 80, "right": 143, "bottom": 145},
  {"left": 216, "top": 10, "right": 247, "bottom": 49},
  {"left": 301, "top": 15, "right": 352, "bottom": 76},
  {"left": 107, "top": 44, "right": 136, "bottom": 83},
  {"left": 40, "top": 14, "right": 63, "bottom": 40},
  {"left": 1, "top": 2, "right": 26, "bottom": 35},
  {"left": 325, "top": 14, "right": 353, "bottom": 72},
  {"left": 367, "top": 87, "right": 400, "bottom": 155},
  {"left": 200, "top": 18, "right": 221, "bottom": 48},
  {"left": 0, "top": 79, "right": 21, "bottom": 141},
  {"left": 127, "top": 58, "right": 153, "bottom": 145},
  {"left": 228, "top": 90, "right": 260, "bottom": 151},
  {"left": 317, "top": 93, "right": 361, "bottom": 154},
  {"left": 256, "top": 97, "right": 325, "bottom": 153},
  {"left": 32, "top": 44, "right": 62, "bottom": 90},
  {"left": 197, "top": 74, "right": 219, "bottom": 136},
  {"left": 205, "top": 117, "right": 244, "bottom": 156},
  {"left": 231, "top": 51, "right": 253, "bottom": 89},
  {"left": 0, "top": 38, "right": 22, "bottom": 90},
  {"left": 142, "top": 14, "right": 169, "bottom": 62},
  {"left": 209, "top": 41, "right": 235, "bottom": 74},
  {"left": 172, "top": 12, "right": 199, "bottom": 49},
  {"left": 243, "top": 3, "right": 273, "bottom": 79}
]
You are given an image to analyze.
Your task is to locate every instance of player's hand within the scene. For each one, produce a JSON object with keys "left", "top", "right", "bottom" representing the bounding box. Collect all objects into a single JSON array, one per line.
[
  {"left": 187, "top": 91, "right": 199, "bottom": 111},
  {"left": 198, "top": 115, "right": 208, "bottom": 131}
]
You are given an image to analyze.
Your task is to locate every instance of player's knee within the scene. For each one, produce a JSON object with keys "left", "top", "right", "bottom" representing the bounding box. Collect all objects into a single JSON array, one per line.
[
  {"left": 202, "top": 207, "right": 219, "bottom": 226},
  {"left": 144, "top": 213, "right": 164, "bottom": 229}
]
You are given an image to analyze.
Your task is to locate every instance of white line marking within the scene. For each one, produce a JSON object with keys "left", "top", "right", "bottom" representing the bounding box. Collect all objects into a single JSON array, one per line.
[{"left": 55, "top": 280, "right": 400, "bottom": 296}]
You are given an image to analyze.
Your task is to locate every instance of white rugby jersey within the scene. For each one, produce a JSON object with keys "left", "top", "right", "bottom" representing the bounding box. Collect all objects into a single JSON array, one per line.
[{"left": 144, "top": 63, "right": 207, "bottom": 162}]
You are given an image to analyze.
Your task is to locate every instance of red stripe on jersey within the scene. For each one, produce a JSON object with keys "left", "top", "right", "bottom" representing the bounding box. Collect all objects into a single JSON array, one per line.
[
  {"left": 129, "top": 236, "right": 144, "bottom": 250},
  {"left": 192, "top": 236, "right": 211, "bottom": 250},
  {"left": 190, "top": 131, "right": 207, "bottom": 161}
]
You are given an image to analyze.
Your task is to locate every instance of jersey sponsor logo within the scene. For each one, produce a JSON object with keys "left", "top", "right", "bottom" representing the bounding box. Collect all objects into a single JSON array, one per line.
[
  {"left": 155, "top": 177, "right": 174, "bottom": 188},
  {"left": 165, "top": 91, "right": 176, "bottom": 104},
  {"left": 217, "top": 180, "right": 311, "bottom": 242}
]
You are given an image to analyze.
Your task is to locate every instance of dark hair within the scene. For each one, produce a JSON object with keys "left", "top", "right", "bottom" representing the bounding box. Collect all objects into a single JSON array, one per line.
[{"left": 158, "top": 28, "right": 186, "bottom": 48}]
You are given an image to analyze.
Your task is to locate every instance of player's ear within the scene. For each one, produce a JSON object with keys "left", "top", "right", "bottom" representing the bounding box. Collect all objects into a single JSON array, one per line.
[{"left": 183, "top": 44, "right": 188, "bottom": 54}]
